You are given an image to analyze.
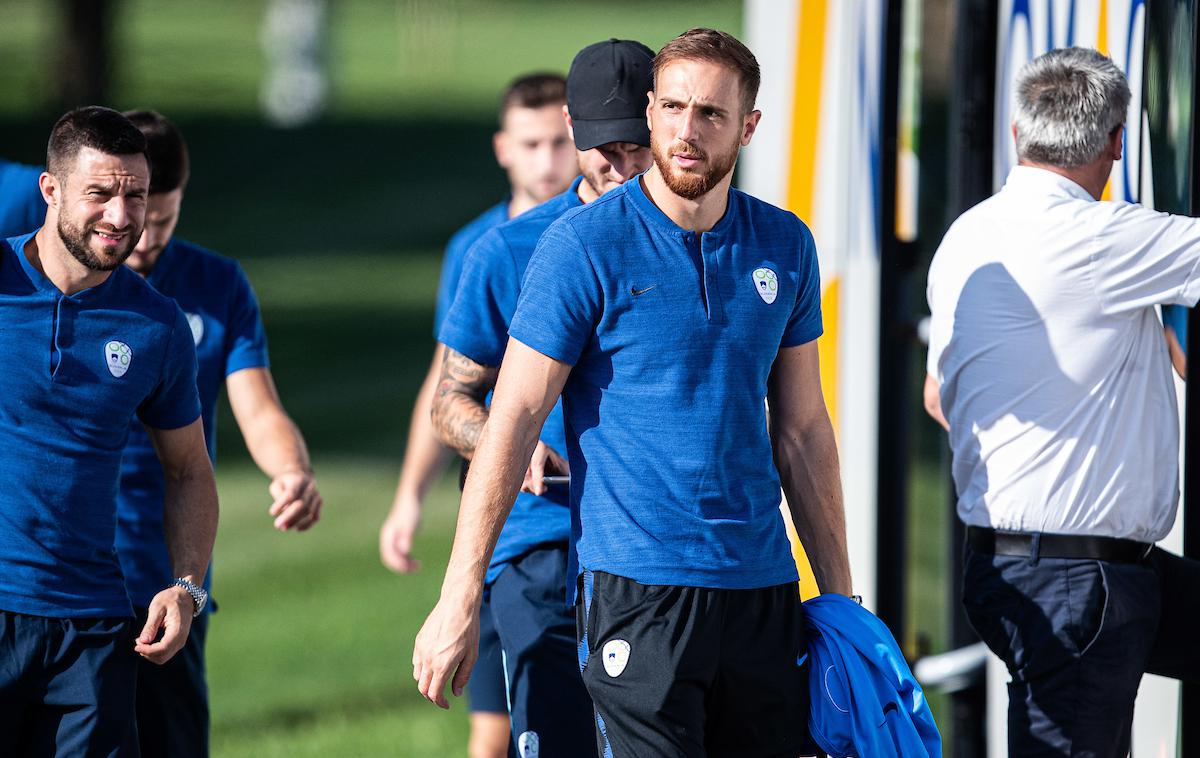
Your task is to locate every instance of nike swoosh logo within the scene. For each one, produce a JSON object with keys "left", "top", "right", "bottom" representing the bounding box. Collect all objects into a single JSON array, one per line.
[
  {"left": 796, "top": 653, "right": 808, "bottom": 667},
  {"left": 631, "top": 286, "right": 656, "bottom": 296}
]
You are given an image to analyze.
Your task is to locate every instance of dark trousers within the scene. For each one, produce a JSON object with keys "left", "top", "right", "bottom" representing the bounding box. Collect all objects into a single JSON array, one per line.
[
  {"left": 466, "top": 592, "right": 509, "bottom": 715},
  {"left": 131, "top": 608, "right": 209, "bottom": 758},
  {"left": 963, "top": 544, "right": 1200, "bottom": 756},
  {"left": 490, "top": 544, "right": 597, "bottom": 758},
  {"left": 0, "top": 609, "right": 139, "bottom": 757}
]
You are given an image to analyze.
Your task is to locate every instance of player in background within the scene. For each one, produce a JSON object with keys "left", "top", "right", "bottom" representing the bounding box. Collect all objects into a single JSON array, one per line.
[
  {"left": 378, "top": 73, "right": 576, "bottom": 758},
  {"left": 430, "top": 39, "right": 655, "bottom": 757},
  {"left": 0, "top": 156, "right": 47, "bottom": 237},
  {"left": 115, "top": 110, "right": 323, "bottom": 758}
]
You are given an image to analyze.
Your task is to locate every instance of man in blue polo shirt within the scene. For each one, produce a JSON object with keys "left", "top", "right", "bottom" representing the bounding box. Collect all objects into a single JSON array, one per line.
[
  {"left": 113, "top": 110, "right": 323, "bottom": 758},
  {"left": 414, "top": 29, "right": 853, "bottom": 757},
  {"left": 379, "top": 72, "right": 576, "bottom": 758},
  {"left": 432, "top": 39, "right": 654, "bottom": 757},
  {"left": 0, "top": 157, "right": 46, "bottom": 237},
  {"left": 0, "top": 106, "right": 218, "bottom": 757}
]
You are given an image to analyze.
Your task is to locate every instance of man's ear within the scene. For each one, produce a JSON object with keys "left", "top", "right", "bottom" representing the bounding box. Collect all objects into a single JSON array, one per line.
[
  {"left": 741, "top": 110, "right": 762, "bottom": 147},
  {"left": 1109, "top": 125, "right": 1125, "bottom": 161},
  {"left": 39, "top": 171, "right": 59, "bottom": 208},
  {"left": 493, "top": 130, "right": 509, "bottom": 168}
]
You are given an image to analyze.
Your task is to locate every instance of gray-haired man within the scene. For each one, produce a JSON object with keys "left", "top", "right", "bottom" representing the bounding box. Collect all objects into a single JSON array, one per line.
[{"left": 925, "top": 47, "right": 1200, "bottom": 755}]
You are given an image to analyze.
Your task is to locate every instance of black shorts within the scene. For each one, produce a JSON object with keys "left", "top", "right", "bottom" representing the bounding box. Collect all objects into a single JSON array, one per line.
[
  {"left": 133, "top": 607, "right": 210, "bottom": 758},
  {"left": 576, "top": 570, "right": 820, "bottom": 758}
]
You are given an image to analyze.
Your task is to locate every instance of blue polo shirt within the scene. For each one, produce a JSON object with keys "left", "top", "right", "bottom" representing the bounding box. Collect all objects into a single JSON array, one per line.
[
  {"left": 0, "top": 231, "right": 201, "bottom": 618},
  {"left": 509, "top": 177, "right": 823, "bottom": 590},
  {"left": 115, "top": 238, "right": 269, "bottom": 610},
  {"left": 440, "top": 178, "right": 584, "bottom": 585},
  {"left": 434, "top": 199, "right": 510, "bottom": 338},
  {"left": 0, "top": 159, "right": 46, "bottom": 238}
]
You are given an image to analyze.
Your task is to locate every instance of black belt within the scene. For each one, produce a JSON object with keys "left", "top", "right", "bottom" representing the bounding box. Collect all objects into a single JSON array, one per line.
[{"left": 967, "top": 526, "right": 1153, "bottom": 563}]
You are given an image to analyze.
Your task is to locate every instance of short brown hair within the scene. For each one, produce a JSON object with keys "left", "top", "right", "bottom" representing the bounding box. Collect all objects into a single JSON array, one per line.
[
  {"left": 499, "top": 72, "right": 567, "bottom": 127},
  {"left": 124, "top": 110, "right": 190, "bottom": 194},
  {"left": 653, "top": 28, "right": 761, "bottom": 114},
  {"left": 47, "top": 106, "right": 148, "bottom": 180}
]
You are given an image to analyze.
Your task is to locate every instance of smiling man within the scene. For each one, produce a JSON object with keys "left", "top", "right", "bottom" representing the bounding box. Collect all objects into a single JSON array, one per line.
[
  {"left": 413, "top": 29, "right": 852, "bottom": 757},
  {"left": 0, "top": 106, "right": 217, "bottom": 757}
]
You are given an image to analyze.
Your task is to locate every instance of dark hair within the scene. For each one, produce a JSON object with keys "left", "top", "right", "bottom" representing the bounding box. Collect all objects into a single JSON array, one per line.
[
  {"left": 47, "top": 106, "right": 148, "bottom": 179},
  {"left": 499, "top": 72, "right": 567, "bottom": 126},
  {"left": 653, "top": 28, "right": 761, "bottom": 114},
  {"left": 124, "top": 109, "right": 190, "bottom": 193}
]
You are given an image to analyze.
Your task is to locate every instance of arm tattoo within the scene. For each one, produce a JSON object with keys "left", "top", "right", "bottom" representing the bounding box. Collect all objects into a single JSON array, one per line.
[{"left": 431, "top": 348, "right": 498, "bottom": 459}]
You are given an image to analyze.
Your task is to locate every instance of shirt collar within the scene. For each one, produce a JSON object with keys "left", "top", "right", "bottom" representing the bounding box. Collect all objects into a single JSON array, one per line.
[
  {"left": 10, "top": 228, "right": 118, "bottom": 301},
  {"left": 1004, "top": 165, "right": 1095, "bottom": 202},
  {"left": 626, "top": 172, "right": 737, "bottom": 237}
]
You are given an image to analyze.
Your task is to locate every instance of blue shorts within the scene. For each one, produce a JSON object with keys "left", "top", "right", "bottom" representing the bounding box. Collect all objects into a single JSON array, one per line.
[
  {"left": 467, "top": 593, "right": 508, "bottom": 714},
  {"left": 0, "top": 609, "right": 139, "bottom": 757},
  {"left": 133, "top": 607, "right": 210, "bottom": 758},
  {"left": 490, "top": 544, "right": 596, "bottom": 758}
]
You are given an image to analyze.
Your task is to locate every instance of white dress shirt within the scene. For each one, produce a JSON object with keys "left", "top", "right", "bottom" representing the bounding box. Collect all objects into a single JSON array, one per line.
[{"left": 926, "top": 165, "right": 1200, "bottom": 542}]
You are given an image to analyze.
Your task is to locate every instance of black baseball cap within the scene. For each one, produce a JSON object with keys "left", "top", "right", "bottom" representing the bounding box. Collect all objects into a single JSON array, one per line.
[{"left": 566, "top": 39, "right": 654, "bottom": 151}]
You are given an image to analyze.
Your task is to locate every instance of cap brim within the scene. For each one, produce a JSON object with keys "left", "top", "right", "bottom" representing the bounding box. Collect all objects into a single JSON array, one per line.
[{"left": 572, "top": 116, "right": 650, "bottom": 151}]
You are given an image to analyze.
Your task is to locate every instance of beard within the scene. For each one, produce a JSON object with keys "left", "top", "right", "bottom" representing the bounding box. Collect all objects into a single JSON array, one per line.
[
  {"left": 57, "top": 215, "right": 136, "bottom": 272},
  {"left": 651, "top": 135, "right": 739, "bottom": 201}
]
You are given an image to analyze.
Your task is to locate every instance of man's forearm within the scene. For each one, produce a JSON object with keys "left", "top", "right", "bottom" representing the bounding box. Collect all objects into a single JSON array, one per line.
[
  {"left": 395, "top": 348, "right": 454, "bottom": 502},
  {"left": 440, "top": 406, "right": 541, "bottom": 595},
  {"left": 163, "top": 463, "right": 220, "bottom": 584},
  {"left": 243, "top": 410, "right": 312, "bottom": 479},
  {"left": 773, "top": 418, "right": 852, "bottom": 596},
  {"left": 431, "top": 348, "right": 496, "bottom": 460}
]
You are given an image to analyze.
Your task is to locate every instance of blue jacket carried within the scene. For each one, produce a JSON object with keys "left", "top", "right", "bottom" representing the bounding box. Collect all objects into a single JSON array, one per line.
[{"left": 803, "top": 594, "right": 942, "bottom": 757}]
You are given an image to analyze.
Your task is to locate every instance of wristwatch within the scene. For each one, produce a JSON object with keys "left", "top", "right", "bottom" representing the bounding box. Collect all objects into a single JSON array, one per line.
[{"left": 173, "top": 577, "right": 208, "bottom": 617}]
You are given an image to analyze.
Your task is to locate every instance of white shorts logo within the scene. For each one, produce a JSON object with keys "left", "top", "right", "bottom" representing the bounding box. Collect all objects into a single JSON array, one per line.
[
  {"left": 517, "top": 731, "right": 539, "bottom": 757},
  {"left": 186, "top": 312, "right": 204, "bottom": 346},
  {"left": 602, "top": 639, "right": 631, "bottom": 677},
  {"left": 105, "top": 340, "right": 132, "bottom": 378},
  {"left": 752, "top": 267, "right": 779, "bottom": 304}
]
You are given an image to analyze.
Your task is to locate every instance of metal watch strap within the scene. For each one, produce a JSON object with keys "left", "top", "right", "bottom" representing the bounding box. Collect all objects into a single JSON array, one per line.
[{"left": 173, "top": 577, "right": 207, "bottom": 617}]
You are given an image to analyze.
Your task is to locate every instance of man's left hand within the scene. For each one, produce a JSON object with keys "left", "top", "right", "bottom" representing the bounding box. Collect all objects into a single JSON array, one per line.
[
  {"left": 134, "top": 585, "right": 195, "bottom": 665},
  {"left": 269, "top": 469, "right": 322, "bottom": 531}
]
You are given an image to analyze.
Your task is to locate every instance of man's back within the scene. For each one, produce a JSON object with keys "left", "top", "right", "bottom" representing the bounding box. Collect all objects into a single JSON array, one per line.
[{"left": 927, "top": 166, "right": 1200, "bottom": 541}]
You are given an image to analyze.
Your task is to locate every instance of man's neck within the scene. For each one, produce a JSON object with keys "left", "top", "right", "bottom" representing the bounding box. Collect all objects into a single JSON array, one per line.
[
  {"left": 640, "top": 165, "right": 732, "bottom": 233},
  {"left": 508, "top": 191, "right": 537, "bottom": 218},
  {"left": 1018, "top": 159, "right": 1111, "bottom": 201},
  {"left": 27, "top": 224, "right": 112, "bottom": 296}
]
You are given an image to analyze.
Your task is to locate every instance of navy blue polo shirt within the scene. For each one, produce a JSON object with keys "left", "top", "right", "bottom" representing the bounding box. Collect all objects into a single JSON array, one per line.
[
  {"left": 440, "top": 177, "right": 584, "bottom": 585},
  {"left": 509, "top": 177, "right": 823, "bottom": 591},
  {"left": 0, "top": 160, "right": 46, "bottom": 238},
  {"left": 0, "top": 231, "right": 201, "bottom": 618},
  {"left": 115, "top": 238, "right": 269, "bottom": 610},
  {"left": 434, "top": 199, "right": 510, "bottom": 338}
]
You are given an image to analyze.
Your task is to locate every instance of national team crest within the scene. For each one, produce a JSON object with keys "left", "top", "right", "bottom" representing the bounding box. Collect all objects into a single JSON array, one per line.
[
  {"left": 186, "top": 312, "right": 204, "bottom": 346},
  {"left": 105, "top": 340, "right": 132, "bottom": 378},
  {"left": 752, "top": 267, "right": 779, "bottom": 304},
  {"left": 602, "top": 639, "right": 631, "bottom": 678},
  {"left": 517, "top": 731, "right": 540, "bottom": 758}
]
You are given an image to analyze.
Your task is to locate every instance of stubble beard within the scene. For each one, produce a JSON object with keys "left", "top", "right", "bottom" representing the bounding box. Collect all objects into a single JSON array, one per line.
[{"left": 57, "top": 215, "right": 136, "bottom": 272}]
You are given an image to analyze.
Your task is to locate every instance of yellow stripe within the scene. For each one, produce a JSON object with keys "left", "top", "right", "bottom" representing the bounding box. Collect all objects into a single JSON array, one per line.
[
  {"left": 784, "top": 0, "right": 831, "bottom": 599},
  {"left": 1098, "top": 0, "right": 1114, "bottom": 200}
]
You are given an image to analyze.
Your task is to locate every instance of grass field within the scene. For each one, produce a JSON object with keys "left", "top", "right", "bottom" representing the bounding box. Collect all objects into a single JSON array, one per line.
[{"left": 0, "top": 1, "right": 961, "bottom": 753}]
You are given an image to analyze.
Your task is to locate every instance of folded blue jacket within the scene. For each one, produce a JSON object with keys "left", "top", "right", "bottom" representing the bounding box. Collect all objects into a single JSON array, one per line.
[{"left": 804, "top": 594, "right": 942, "bottom": 757}]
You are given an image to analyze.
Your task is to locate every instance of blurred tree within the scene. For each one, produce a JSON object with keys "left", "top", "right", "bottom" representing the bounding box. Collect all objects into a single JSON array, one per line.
[{"left": 57, "top": 0, "right": 115, "bottom": 108}]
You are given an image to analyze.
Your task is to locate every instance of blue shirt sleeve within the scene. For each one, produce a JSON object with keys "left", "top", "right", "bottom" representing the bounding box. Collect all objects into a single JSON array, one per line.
[
  {"left": 438, "top": 229, "right": 520, "bottom": 367},
  {"left": 781, "top": 219, "right": 824, "bottom": 348},
  {"left": 223, "top": 263, "right": 270, "bottom": 375},
  {"left": 138, "top": 305, "right": 202, "bottom": 430},
  {"left": 434, "top": 231, "right": 472, "bottom": 339},
  {"left": 509, "top": 219, "right": 602, "bottom": 366}
]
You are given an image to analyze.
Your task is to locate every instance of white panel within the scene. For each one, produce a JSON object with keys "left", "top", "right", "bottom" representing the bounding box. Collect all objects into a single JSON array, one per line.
[{"left": 740, "top": 0, "right": 799, "bottom": 207}]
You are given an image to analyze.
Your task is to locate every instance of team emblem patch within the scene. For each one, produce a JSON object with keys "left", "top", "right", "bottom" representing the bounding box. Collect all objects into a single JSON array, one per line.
[
  {"left": 602, "top": 639, "right": 631, "bottom": 677},
  {"left": 517, "top": 731, "right": 539, "bottom": 758},
  {"left": 752, "top": 267, "right": 779, "bottom": 304},
  {"left": 186, "top": 312, "right": 204, "bottom": 346},
  {"left": 105, "top": 340, "right": 132, "bottom": 378}
]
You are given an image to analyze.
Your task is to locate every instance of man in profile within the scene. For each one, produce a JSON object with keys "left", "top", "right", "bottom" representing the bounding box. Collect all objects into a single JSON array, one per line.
[{"left": 0, "top": 106, "right": 217, "bottom": 756}]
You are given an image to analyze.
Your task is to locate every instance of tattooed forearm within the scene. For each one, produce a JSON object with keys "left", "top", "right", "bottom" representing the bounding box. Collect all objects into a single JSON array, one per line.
[{"left": 431, "top": 347, "right": 499, "bottom": 459}]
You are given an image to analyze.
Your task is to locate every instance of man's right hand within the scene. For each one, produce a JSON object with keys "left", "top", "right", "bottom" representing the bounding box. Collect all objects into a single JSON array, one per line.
[
  {"left": 380, "top": 495, "right": 422, "bottom": 574},
  {"left": 412, "top": 591, "right": 481, "bottom": 709},
  {"left": 134, "top": 584, "right": 195, "bottom": 665},
  {"left": 521, "top": 440, "right": 568, "bottom": 496}
]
